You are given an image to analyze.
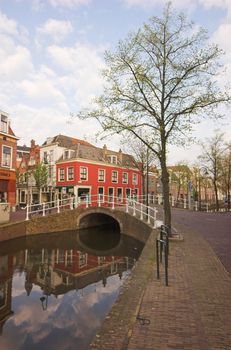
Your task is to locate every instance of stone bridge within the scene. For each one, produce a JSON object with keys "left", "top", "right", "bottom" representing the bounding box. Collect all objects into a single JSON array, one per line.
[{"left": 0, "top": 207, "right": 153, "bottom": 243}]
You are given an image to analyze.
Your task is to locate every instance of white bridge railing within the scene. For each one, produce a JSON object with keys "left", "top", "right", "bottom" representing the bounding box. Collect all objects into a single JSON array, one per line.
[{"left": 24, "top": 194, "right": 159, "bottom": 228}]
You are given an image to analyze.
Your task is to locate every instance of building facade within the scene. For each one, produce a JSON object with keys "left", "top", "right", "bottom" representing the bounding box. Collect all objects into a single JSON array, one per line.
[
  {"left": 56, "top": 143, "right": 142, "bottom": 203},
  {"left": 0, "top": 111, "right": 19, "bottom": 205},
  {"left": 16, "top": 140, "right": 40, "bottom": 206},
  {"left": 40, "top": 134, "right": 94, "bottom": 202}
]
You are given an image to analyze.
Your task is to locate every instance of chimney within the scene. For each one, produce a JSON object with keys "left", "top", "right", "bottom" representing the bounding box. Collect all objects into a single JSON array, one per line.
[
  {"left": 31, "top": 139, "right": 35, "bottom": 149},
  {"left": 103, "top": 144, "right": 107, "bottom": 158},
  {"left": 118, "top": 148, "right": 123, "bottom": 163}
]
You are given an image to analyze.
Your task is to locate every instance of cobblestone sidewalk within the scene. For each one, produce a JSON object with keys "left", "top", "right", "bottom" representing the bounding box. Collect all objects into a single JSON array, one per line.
[{"left": 91, "top": 224, "right": 231, "bottom": 350}]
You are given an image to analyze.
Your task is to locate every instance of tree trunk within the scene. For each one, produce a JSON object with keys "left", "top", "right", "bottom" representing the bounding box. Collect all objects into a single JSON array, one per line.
[{"left": 213, "top": 180, "right": 219, "bottom": 211}]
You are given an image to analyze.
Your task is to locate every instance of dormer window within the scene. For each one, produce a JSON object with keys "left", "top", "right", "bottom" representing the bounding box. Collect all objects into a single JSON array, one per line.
[
  {"left": 108, "top": 155, "right": 117, "bottom": 164},
  {"left": 64, "top": 150, "right": 69, "bottom": 159},
  {"left": 1, "top": 115, "right": 8, "bottom": 133},
  {"left": 64, "top": 149, "right": 74, "bottom": 159}
]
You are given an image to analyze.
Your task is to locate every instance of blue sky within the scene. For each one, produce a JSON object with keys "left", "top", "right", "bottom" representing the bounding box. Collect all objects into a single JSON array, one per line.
[{"left": 0, "top": 0, "right": 230, "bottom": 164}]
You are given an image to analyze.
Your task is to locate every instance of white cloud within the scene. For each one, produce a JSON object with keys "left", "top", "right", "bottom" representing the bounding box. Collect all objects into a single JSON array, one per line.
[
  {"left": 47, "top": 43, "right": 105, "bottom": 107},
  {"left": 0, "top": 11, "right": 18, "bottom": 37},
  {"left": 0, "top": 42, "right": 34, "bottom": 80},
  {"left": 37, "top": 19, "right": 74, "bottom": 43},
  {"left": 48, "top": 0, "right": 91, "bottom": 8}
]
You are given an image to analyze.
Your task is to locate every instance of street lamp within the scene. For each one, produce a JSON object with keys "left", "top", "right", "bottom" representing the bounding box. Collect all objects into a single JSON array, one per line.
[{"left": 198, "top": 166, "right": 209, "bottom": 211}]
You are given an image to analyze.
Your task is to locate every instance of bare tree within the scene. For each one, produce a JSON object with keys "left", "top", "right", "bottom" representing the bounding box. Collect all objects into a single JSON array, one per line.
[
  {"left": 199, "top": 132, "right": 225, "bottom": 211},
  {"left": 121, "top": 135, "right": 157, "bottom": 199},
  {"left": 220, "top": 144, "right": 231, "bottom": 210},
  {"left": 77, "top": 3, "right": 230, "bottom": 231}
]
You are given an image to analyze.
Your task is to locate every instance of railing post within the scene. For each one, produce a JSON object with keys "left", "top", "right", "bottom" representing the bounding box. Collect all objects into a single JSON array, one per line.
[
  {"left": 98, "top": 195, "right": 101, "bottom": 207},
  {"left": 26, "top": 204, "right": 29, "bottom": 221},
  {"left": 153, "top": 208, "right": 157, "bottom": 228},
  {"left": 133, "top": 200, "right": 136, "bottom": 216},
  {"left": 156, "top": 239, "right": 160, "bottom": 280},
  {"left": 140, "top": 203, "right": 143, "bottom": 220},
  {"left": 70, "top": 197, "right": 74, "bottom": 210},
  {"left": 57, "top": 199, "right": 60, "bottom": 213},
  {"left": 86, "top": 196, "right": 89, "bottom": 208},
  {"left": 147, "top": 206, "right": 150, "bottom": 224},
  {"left": 184, "top": 198, "right": 187, "bottom": 209},
  {"left": 75, "top": 196, "right": 78, "bottom": 209},
  {"left": 42, "top": 202, "right": 45, "bottom": 216},
  {"left": 112, "top": 195, "right": 115, "bottom": 210},
  {"left": 195, "top": 201, "right": 198, "bottom": 211}
]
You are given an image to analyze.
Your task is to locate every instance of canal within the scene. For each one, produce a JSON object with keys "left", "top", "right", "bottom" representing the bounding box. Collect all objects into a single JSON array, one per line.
[{"left": 0, "top": 225, "right": 145, "bottom": 349}]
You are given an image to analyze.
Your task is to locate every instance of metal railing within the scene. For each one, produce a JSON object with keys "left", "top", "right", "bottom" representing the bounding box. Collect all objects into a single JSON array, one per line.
[
  {"left": 24, "top": 194, "right": 159, "bottom": 228},
  {"left": 156, "top": 224, "right": 170, "bottom": 286}
]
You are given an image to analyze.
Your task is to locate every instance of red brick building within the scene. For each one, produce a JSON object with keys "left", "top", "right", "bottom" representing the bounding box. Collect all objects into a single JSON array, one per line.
[
  {"left": 56, "top": 143, "right": 142, "bottom": 203},
  {"left": 0, "top": 111, "right": 19, "bottom": 205}
]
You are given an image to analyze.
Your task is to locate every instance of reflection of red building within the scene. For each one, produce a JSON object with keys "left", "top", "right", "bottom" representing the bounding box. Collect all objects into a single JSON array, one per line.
[
  {"left": 56, "top": 143, "right": 142, "bottom": 202},
  {"left": 0, "top": 255, "right": 14, "bottom": 334},
  {"left": 0, "top": 111, "right": 19, "bottom": 205}
]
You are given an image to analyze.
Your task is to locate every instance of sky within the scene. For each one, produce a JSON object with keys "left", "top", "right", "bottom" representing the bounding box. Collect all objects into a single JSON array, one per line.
[{"left": 0, "top": 0, "right": 230, "bottom": 165}]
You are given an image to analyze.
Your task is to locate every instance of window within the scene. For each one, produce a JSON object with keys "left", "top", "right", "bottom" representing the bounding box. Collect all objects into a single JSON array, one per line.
[
  {"left": 68, "top": 167, "right": 74, "bottom": 181},
  {"left": 98, "top": 187, "right": 104, "bottom": 202},
  {"left": 108, "top": 155, "right": 117, "bottom": 164},
  {"left": 2, "top": 146, "right": 12, "bottom": 168},
  {"left": 59, "top": 168, "right": 65, "bottom": 181},
  {"left": 117, "top": 188, "right": 123, "bottom": 202},
  {"left": 1, "top": 115, "right": 7, "bottom": 133},
  {"left": 122, "top": 172, "right": 128, "bottom": 184},
  {"left": 79, "top": 252, "right": 87, "bottom": 267},
  {"left": 112, "top": 171, "right": 118, "bottom": 183},
  {"left": 80, "top": 166, "right": 88, "bottom": 181},
  {"left": 132, "top": 173, "right": 138, "bottom": 185},
  {"left": 98, "top": 169, "right": 105, "bottom": 182},
  {"left": 64, "top": 150, "right": 69, "bottom": 159}
]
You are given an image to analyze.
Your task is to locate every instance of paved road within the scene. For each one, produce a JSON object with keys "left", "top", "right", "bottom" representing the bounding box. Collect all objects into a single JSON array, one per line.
[{"left": 172, "top": 208, "right": 231, "bottom": 275}]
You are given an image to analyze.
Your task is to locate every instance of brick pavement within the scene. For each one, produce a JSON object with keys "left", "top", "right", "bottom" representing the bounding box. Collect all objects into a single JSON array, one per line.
[{"left": 91, "top": 224, "right": 231, "bottom": 350}]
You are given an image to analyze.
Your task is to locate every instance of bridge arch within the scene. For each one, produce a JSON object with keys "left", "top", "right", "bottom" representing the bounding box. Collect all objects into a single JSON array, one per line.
[{"left": 76, "top": 208, "right": 123, "bottom": 232}]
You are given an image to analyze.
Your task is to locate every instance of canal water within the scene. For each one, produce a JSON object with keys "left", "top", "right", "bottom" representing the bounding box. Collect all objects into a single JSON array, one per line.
[{"left": 0, "top": 226, "right": 144, "bottom": 350}]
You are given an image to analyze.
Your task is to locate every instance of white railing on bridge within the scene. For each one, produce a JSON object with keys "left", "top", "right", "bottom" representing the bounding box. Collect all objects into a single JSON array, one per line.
[{"left": 25, "top": 194, "right": 159, "bottom": 228}]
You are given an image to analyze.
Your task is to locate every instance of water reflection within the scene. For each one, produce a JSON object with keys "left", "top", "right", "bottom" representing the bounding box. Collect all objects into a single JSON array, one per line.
[{"left": 0, "top": 227, "right": 144, "bottom": 350}]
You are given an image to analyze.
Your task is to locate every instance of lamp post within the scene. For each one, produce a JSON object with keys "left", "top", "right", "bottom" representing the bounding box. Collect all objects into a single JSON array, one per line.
[{"left": 197, "top": 166, "right": 209, "bottom": 211}]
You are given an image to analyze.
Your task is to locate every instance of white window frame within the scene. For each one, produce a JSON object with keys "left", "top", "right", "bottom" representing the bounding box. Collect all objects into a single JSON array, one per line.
[
  {"left": 80, "top": 166, "right": 88, "bottom": 181},
  {"left": 111, "top": 170, "right": 118, "bottom": 183},
  {"left": 98, "top": 186, "right": 104, "bottom": 203},
  {"left": 117, "top": 187, "right": 123, "bottom": 202},
  {"left": 98, "top": 169, "right": 105, "bottom": 182},
  {"left": 108, "top": 155, "right": 117, "bottom": 164},
  {"left": 1, "top": 115, "right": 8, "bottom": 133},
  {"left": 122, "top": 172, "right": 128, "bottom": 184},
  {"left": 58, "top": 168, "right": 65, "bottom": 181},
  {"left": 1, "top": 145, "right": 12, "bottom": 168},
  {"left": 132, "top": 173, "right": 138, "bottom": 185},
  {"left": 67, "top": 167, "right": 74, "bottom": 181}
]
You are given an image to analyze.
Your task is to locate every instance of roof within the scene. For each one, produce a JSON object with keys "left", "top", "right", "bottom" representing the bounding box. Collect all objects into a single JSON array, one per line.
[
  {"left": 42, "top": 134, "right": 94, "bottom": 148},
  {"left": 58, "top": 143, "right": 139, "bottom": 169}
]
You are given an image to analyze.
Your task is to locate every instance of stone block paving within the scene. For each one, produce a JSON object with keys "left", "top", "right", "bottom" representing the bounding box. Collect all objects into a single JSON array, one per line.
[
  {"left": 127, "top": 225, "right": 231, "bottom": 350},
  {"left": 91, "top": 224, "right": 231, "bottom": 350}
]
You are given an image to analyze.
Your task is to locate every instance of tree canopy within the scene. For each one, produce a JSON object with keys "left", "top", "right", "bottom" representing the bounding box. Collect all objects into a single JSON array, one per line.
[{"left": 77, "top": 3, "right": 231, "bottom": 229}]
